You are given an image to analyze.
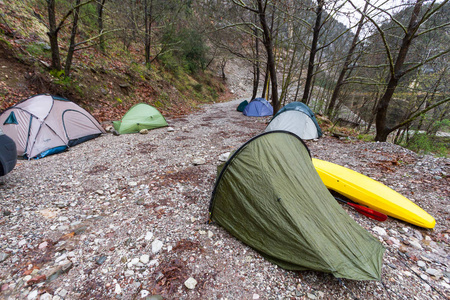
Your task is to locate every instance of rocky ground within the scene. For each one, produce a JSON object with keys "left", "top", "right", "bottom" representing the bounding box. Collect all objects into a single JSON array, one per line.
[{"left": 0, "top": 97, "right": 449, "bottom": 300}]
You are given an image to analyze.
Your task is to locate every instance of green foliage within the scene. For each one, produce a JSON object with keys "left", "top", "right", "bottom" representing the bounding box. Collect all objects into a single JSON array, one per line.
[
  {"left": 357, "top": 134, "right": 374, "bottom": 142},
  {"left": 160, "top": 26, "right": 208, "bottom": 74},
  {"left": 26, "top": 42, "right": 50, "bottom": 58},
  {"left": 403, "top": 133, "right": 448, "bottom": 157},
  {"left": 159, "top": 51, "right": 181, "bottom": 75}
]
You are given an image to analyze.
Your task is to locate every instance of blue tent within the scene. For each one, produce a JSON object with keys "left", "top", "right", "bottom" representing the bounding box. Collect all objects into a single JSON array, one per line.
[{"left": 243, "top": 98, "right": 273, "bottom": 117}]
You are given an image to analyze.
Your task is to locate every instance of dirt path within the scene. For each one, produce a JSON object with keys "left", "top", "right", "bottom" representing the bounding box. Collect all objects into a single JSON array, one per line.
[{"left": 0, "top": 99, "right": 448, "bottom": 299}]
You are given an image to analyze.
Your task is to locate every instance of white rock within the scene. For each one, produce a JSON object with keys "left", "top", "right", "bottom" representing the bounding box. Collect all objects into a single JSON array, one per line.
[
  {"left": 139, "top": 129, "right": 149, "bottom": 134},
  {"left": 58, "top": 289, "right": 68, "bottom": 297},
  {"left": 18, "top": 239, "right": 27, "bottom": 247},
  {"left": 38, "top": 241, "right": 48, "bottom": 249},
  {"left": 219, "top": 152, "right": 230, "bottom": 162},
  {"left": 426, "top": 268, "right": 442, "bottom": 278},
  {"left": 152, "top": 239, "right": 163, "bottom": 254},
  {"left": 27, "top": 290, "right": 38, "bottom": 300},
  {"left": 145, "top": 232, "right": 154, "bottom": 241},
  {"left": 128, "top": 182, "right": 138, "bottom": 187},
  {"left": 409, "top": 240, "right": 423, "bottom": 250},
  {"left": 115, "top": 283, "right": 122, "bottom": 294},
  {"left": 192, "top": 157, "right": 206, "bottom": 165},
  {"left": 389, "top": 237, "right": 401, "bottom": 247},
  {"left": 372, "top": 226, "right": 387, "bottom": 236},
  {"left": 125, "top": 270, "right": 134, "bottom": 276},
  {"left": 140, "top": 254, "right": 150, "bottom": 264},
  {"left": 55, "top": 254, "right": 68, "bottom": 263},
  {"left": 417, "top": 261, "right": 426, "bottom": 268},
  {"left": 39, "top": 293, "right": 52, "bottom": 300},
  {"left": 253, "top": 294, "right": 260, "bottom": 299},
  {"left": 130, "top": 257, "right": 140, "bottom": 265},
  {"left": 141, "top": 290, "right": 150, "bottom": 298},
  {"left": 167, "top": 127, "right": 175, "bottom": 132},
  {"left": 149, "top": 259, "right": 158, "bottom": 266},
  {"left": 184, "top": 277, "right": 197, "bottom": 289},
  {"left": 208, "top": 231, "right": 214, "bottom": 238}
]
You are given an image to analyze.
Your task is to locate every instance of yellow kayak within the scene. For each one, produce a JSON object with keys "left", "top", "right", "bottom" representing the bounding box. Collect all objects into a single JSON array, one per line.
[{"left": 312, "top": 158, "right": 436, "bottom": 229}]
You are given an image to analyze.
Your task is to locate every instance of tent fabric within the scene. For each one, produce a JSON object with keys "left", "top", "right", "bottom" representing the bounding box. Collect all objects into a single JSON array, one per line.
[
  {"left": 242, "top": 98, "right": 273, "bottom": 117},
  {"left": 0, "top": 131, "right": 17, "bottom": 176},
  {"left": 209, "top": 131, "right": 384, "bottom": 280},
  {"left": 236, "top": 100, "right": 248, "bottom": 112},
  {"left": 113, "top": 103, "right": 168, "bottom": 134},
  {"left": 265, "top": 102, "right": 322, "bottom": 139},
  {"left": 0, "top": 95, "right": 105, "bottom": 159}
]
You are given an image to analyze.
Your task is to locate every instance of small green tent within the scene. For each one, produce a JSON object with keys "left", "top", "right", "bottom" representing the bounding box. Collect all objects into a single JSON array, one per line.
[
  {"left": 113, "top": 103, "right": 168, "bottom": 134},
  {"left": 209, "top": 131, "right": 384, "bottom": 280}
]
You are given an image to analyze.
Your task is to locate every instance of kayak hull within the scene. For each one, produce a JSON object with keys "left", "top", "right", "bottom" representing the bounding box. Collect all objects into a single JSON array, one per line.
[{"left": 312, "top": 158, "right": 436, "bottom": 229}]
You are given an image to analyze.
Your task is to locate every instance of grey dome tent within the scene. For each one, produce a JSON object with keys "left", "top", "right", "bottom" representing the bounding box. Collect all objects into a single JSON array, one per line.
[
  {"left": 0, "top": 95, "right": 105, "bottom": 159},
  {"left": 265, "top": 102, "right": 322, "bottom": 140},
  {"left": 209, "top": 131, "right": 384, "bottom": 280}
]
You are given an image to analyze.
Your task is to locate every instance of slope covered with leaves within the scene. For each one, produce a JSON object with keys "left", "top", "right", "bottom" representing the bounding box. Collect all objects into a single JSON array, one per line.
[{"left": 0, "top": 1, "right": 228, "bottom": 123}]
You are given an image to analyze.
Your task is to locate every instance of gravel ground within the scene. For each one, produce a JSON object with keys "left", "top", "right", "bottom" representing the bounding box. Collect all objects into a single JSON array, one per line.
[{"left": 0, "top": 98, "right": 449, "bottom": 300}]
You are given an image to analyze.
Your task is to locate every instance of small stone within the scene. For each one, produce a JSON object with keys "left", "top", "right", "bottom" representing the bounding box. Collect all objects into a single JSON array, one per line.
[
  {"left": 0, "top": 252, "right": 10, "bottom": 262},
  {"left": 219, "top": 152, "right": 230, "bottom": 162},
  {"left": 426, "top": 268, "right": 442, "bottom": 278},
  {"left": 417, "top": 261, "right": 426, "bottom": 268},
  {"left": 140, "top": 254, "right": 150, "bottom": 264},
  {"left": 372, "top": 226, "right": 387, "bottom": 236},
  {"left": 145, "top": 232, "right": 154, "bottom": 241},
  {"left": 140, "top": 290, "right": 150, "bottom": 298},
  {"left": 152, "top": 239, "right": 163, "bottom": 254},
  {"left": 95, "top": 256, "right": 107, "bottom": 265},
  {"left": 192, "top": 158, "right": 206, "bottom": 165},
  {"left": 38, "top": 242, "right": 48, "bottom": 249},
  {"left": 409, "top": 240, "right": 423, "bottom": 250},
  {"left": 128, "top": 181, "right": 138, "bottom": 187},
  {"left": 253, "top": 294, "right": 260, "bottom": 299},
  {"left": 184, "top": 277, "right": 197, "bottom": 289},
  {"left": 167, "top": 127, "right": 175, "bottom": 132},
  {"left": 115, "top": 283, "right": 122, "bottom": 294},
  {"left": 39, "top": 293, "right": 52, "bottom": 300},
  {"left": 307, "top": 293, "right": 316, "bottom": 299},
  {"left": 27, "top": 290, "right": 38, "bottom": 299},
  {"left": 208, "top": 230, "right": 214, "bottom": 238},
  {"left": 147, "top": 295, "right": 164, "bottom": 300},
  {"left": 139, "top": 129, "right": 149, "bottom": 134},
  {"left": 95, "top": 190, "right": 104, "bottom": 195}
]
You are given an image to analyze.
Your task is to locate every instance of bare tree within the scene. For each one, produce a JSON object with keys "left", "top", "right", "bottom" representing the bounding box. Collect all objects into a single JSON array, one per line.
[{"left": 359, "top": 0, "right": 450, "bottom": 141}]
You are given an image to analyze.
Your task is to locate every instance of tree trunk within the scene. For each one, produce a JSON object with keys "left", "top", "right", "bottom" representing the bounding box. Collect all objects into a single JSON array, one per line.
[
  {"left": 375, "top": 1, "right": 423, "bottom": 141},
  {"left": 97, "top": 0, "right": 106, "bottom": 53},
  {"left": 144, "top": 0, "right": 153, "bottom": 66},
  {"left": 47, "top": 0, "right": 61, "bottom": 71},
  {"left": 252, "top": 13, "right": 260, "bottom": 100},
  {"left": 257, "top": 0, "right": 279, "bottom": 113},
  {"left": 326, "top": 1, "right": 368, "bottom": 116},
  {"left": 302, "top": 0, "right": 323, "bottom": 104},
  {"left": 64, "top": 0, "right": 81, "bottom": 77}
]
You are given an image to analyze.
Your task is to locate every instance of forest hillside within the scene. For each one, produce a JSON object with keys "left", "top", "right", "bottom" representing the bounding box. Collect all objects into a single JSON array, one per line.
[{"left": 0, "top": 0, "right": 449, "bottom": 154}]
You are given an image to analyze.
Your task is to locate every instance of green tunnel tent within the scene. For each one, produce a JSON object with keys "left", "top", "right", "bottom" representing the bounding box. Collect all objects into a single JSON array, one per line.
[
  {"left": 209, "top": 131, "right": 384, "bottom": 280},
  {"left": 113, "top": 103, "right": 168, "bottom": 134}
]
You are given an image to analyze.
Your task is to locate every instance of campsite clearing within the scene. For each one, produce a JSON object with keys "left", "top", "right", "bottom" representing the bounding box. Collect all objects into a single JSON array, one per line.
[{"left": 0, "top": 99, "right": 448, "bottom": 299}]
